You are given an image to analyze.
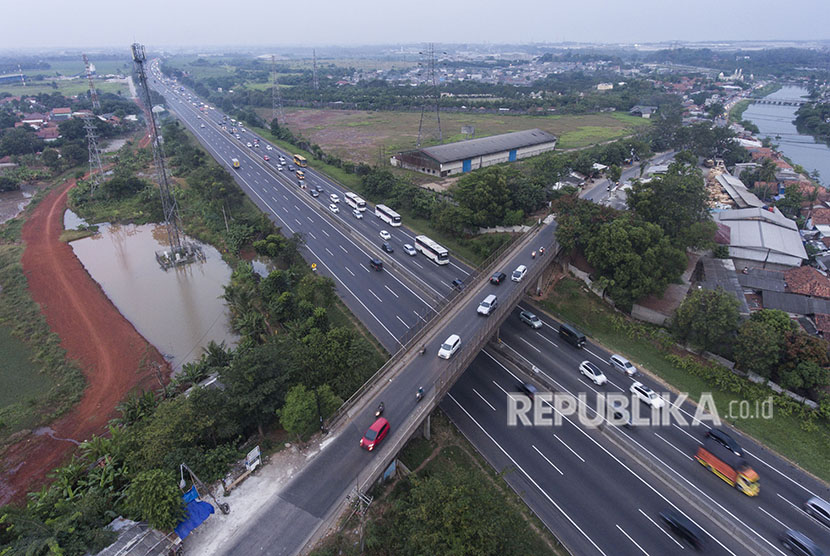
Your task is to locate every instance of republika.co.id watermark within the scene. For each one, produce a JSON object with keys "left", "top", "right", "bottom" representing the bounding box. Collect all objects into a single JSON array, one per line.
[{"left": 506, "top": 391, "right": 774, "bottom": 428}]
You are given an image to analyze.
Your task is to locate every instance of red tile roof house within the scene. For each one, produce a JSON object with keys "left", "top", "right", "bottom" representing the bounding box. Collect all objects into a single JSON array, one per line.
[
  {"left": 50, "top": 107, "right": 72, "bottom": 121},
  {"left": 785, "top": 266, "right": 830, "bottom": 299},
  {"left": 21, "top": 112, "right": 47, "bottom": 128},
  {"left": 36, "top": 126, "right": 60, "bottom": 142}
]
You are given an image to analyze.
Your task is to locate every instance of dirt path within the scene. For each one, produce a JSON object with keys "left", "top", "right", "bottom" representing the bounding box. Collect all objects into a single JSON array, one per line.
[{"left": 0, "top": 177, "right": 167, "bottom": 505}]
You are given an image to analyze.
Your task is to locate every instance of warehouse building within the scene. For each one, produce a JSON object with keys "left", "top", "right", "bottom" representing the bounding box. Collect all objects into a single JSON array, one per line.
[{"left": 392, "top": 128, "right": 557, "bottom": 177}]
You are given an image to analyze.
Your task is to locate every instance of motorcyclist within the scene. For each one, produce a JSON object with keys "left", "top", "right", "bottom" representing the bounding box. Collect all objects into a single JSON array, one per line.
[{"left": 417, "top": 386, "right": 424, "bottom": 400}]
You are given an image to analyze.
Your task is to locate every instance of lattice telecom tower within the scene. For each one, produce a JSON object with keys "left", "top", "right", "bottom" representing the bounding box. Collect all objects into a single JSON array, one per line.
[
  {"left": 17, "top": 64, "right": 26, "bottom": 87},
  {"left": 416, "top": 43, "right": 442, "bottom": 147},
  {"left": 82, "top": 54, "right": 104, "bottom": 195},
  {"left": 312, "top": 49, "right": 319, "bottom": 90},
  {"left": 132, "top": 43, "right": 201, "bottom": 269},
  {"left": 271, "top": 55, "right": 285, "bottom": 125}
]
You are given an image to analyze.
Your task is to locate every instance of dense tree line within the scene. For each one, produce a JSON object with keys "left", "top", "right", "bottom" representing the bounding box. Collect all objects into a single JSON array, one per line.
[{"left": 795, "top": 102, "right": 830, "bottom": 144}]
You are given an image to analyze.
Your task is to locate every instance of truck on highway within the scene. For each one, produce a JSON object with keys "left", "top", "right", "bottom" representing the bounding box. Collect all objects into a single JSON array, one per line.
[
  {"left": 695, "top": 438, "right": 759, "bottom": 496},
  {"left": 232, "top": 158, "right": 240, "bottom": 169}
]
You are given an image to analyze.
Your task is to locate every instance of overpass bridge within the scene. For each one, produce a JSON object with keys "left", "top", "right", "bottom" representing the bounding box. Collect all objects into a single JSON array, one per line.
[{"left": 225, "top": 217, "right": 560, "bottom": 555}]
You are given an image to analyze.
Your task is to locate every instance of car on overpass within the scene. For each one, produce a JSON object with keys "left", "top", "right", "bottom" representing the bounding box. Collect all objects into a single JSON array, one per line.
[
  {"left": 438, "top": 334, "right": 461, "bottom": 359},
  {"left": 359, "top": 417, "right": 390, "bottom": 452}
]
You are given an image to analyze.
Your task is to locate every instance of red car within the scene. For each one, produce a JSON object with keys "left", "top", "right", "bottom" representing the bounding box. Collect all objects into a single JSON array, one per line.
[
  {"left": 264, "top": 155, "right": 270, "bottom": 161},
  {"left": 360, "top": 417, "right": 390, "bottom": 451}
]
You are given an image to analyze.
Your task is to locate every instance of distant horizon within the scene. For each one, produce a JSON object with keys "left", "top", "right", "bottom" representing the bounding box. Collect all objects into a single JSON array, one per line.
[
  {"left": 2, "top": 0, "right": 829, "bottom": 51},
  {"left": 1, "top": 38, "right": 830, "bottom": 58}
]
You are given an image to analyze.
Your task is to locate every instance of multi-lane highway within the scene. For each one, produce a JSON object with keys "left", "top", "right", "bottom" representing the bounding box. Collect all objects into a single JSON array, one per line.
[
  {"left": 147, "top": 64, "right": 829, "bottom": 556},
  {"left": 149, "top": 62, "right": 472, "bottom": 353},
  {"left": 444, "top": 305, "right": 830, "bottom": 555}
]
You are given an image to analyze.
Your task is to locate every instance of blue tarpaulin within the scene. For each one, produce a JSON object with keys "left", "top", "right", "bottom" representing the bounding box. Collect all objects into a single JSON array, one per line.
[{"left": 174, "top": 488, "right": 215, "bottom": 539}]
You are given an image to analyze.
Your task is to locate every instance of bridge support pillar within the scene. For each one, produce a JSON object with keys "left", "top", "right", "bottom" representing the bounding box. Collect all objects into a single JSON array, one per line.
[{"left": 421, "top": 414, "right": 431, "bottom": 440}]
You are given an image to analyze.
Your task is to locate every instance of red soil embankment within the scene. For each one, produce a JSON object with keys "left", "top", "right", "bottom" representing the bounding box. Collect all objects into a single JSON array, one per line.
[{"left": 0, "top": 176, "right": 167, "bottom": 505}]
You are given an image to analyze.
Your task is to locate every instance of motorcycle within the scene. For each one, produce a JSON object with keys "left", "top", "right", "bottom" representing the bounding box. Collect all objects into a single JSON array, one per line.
[
  {"left": 416, "top": 387, "right": 424, "bottom": 402},
  {"left": 375, "top": 402, "right": 384, "bottom": 418}
]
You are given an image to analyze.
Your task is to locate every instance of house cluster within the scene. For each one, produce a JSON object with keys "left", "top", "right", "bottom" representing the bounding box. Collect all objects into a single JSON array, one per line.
[{"left": 7, "top": 101, "right": 126, "bottom": 142}]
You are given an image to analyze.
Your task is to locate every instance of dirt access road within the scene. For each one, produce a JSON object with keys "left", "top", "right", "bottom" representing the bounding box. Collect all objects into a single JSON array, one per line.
[{"left": 0, "top": 177, "right": 167, "bottom": 505}]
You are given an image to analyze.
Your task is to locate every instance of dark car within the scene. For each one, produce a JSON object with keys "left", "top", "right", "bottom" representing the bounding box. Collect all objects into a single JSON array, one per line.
[
  {"left": 310, "top": 189, "right": 319, "bottom": 197},
  {"left": 660, "top": 509, "right": 705, "bottom": 551},
  {"left": 360, "top": 417, "right": 390, "bottom": 451},
  {"left": 706, "top": 428, "right": 743, "bottom": 456},
  {"left": 288, "top": 164, "right": 296, "bottom": 171},
  {"left": 316, "top": 185, "right": 324, "bottom": 192},
  {"left": 490, "top": 271, "right": 507, "bottom": 285},
  {"left": 517, "top": 382, "right": 538, "bottom": 401},
  {"left": 382, "top": 242, "right": 394, "bottom": 253},
  {"left": 369, "top": 257, "right": 383, "bottom": 271},
  {"left": 452, "top": 278, "right": 464, "bottom": 290},
  {"left": 780, "top": 529, "right": 825, "bottom": 556}
]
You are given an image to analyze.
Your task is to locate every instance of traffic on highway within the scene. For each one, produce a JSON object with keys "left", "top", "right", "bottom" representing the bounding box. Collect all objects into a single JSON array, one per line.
[{"left": 147, "top": 63, "right": 830, "bottom": 556}]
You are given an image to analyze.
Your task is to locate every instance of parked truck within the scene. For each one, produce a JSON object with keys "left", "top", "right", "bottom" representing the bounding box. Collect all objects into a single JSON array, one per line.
[{"left": 695, "top": 438, "right": 759, "bottom": 496}]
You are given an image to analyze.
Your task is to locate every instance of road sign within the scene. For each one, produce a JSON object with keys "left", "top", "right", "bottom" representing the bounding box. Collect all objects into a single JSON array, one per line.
[{"left": 245, "top": 445, "right": 261, "bottom": 471}]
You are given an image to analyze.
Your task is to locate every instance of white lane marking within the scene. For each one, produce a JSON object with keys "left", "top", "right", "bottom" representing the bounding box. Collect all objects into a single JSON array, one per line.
[
  {"left": 295, "top": 219, "right": 301, "bottom": 226},
  {"left": 321, "top": 229, "right": 329, "bottom": 237},
  {"left": 345, "top": 267, "right": 355, "bottom": 277},
  {"left": 294, "top": 205, "right": 300, "bottom": 211},
  {"left": 532, "top": 445, "right": 563, "bottom": 476},
  {"left": 480, "top": 351, "right": 739, "bottom": 556},
  {"left": 283, "top": 194, "right": 288, "bottom": 200},
  {"left": 410, "top": 259, "right": 423, "bottom": 269},
  {"left": 384, "top": 285, "right": 398, "bottom": 298},
  {"left": 638, "top": 509, "right": 685, "bottom": 549},
  {"left": 758, "top": 507, "right": 789, "bottom": 530},
  {"left": 413, "top": 311, "right": 427, "bottom": 323},
  {"left": 653, "top": 433, "right": 693, "bottom": 461},
  {"left": 616, "top": 524, "right": 651, "bottom": 556},
  {"left": 272, "top": 196, "right": 278, "bottom": 202},
  {"left": 282, "top": 206, "right": 288, "bottom": 213},
  {"left": 307, "top": 216, "right": 314, "bottom": 223},
  {"left": 447, "top": 395, "right": 607, "bottom": 554},
  {"left": 368, "top": 289, "right": 382, "bottom": 303},
  {"left": 339, "top": 245, "right": 348, "bottom": 254},
  {"left": 672, "top": 424, "right": 703, "bottom": 445},
  {"left": 518, "top": 337, "right": 541, "bottom": 353},
  {"left": 533, "top": 331, "right": 559, "bottom": 350},
  {"left": 308, "top": 232, "right": 316, "bottom": 240},
  {"left": 325, "top": 248, "right": 334, "bottom": 257},
  {"left": 553, "top": 434, "right": 585, "bottom": 462},
  {"left": 474, "top": 387, "right": 497, "bottom": 411},
  {"left": 395, "top": 315, "right": 410, "bottom": 329}
]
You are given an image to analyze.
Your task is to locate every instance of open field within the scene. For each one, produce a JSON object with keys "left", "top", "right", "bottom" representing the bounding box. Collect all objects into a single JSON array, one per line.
[
  {"left": 0, "top": 323, "right": 48, "bottom": 410},
  {"left": 16, "top": 59, "right": 131, "bottom": 78},
  {"left": 0, "top": 79, "right": 129, "bottom": 97},
  {"left": 270, "top": 108, "right": 650, "bottom": 165}
]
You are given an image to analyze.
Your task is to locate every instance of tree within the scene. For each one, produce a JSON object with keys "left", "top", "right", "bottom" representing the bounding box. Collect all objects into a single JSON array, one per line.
[
  {"left": 706, "top": 102, "right": 725, "bottom": 119},
  {"left": 279, "top": 384, "right": 318, "bottom": 441},
  {"left": 585, "top": 217, "right": 687, "bottom": 311},
  {"left": 61, "top": 141, "right": 87, "bottom": 167},
  {"left": 627, "top": 163, "right": 714, "bottom": 248},
  {"left": 451, "top": 166, "right": 513, "bottom": 228},
  {"left": 123, "top": 469, "right": 185, "bottom": 531},
  {"left": 607, "top": 164, "right": 622, "bottom": 184},
  {"left": 0, "top": 127, "right": 44, "bottom": 156},
  {"left": 671, "top": 288, "right": 740, "bottom": 352},
  {"left": 41, "top": 147, "right": 61, "bottom": 172},
  {"left": 674, "top": 150, "right": 697, "bottom": 166},
  {"left": 778, "top": 331, "right": 830, "bottom": 392},
  {"left": 734, "top": 319, "right": 783, "bottom": 379}
]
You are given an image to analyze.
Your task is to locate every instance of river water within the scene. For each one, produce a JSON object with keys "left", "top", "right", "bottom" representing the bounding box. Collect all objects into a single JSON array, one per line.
[
  {"left": 66, "top": 213, "right": 238, "bottom": 372},
  {"left": 742, "top": 85, "right": 830, "bottom": 185}
]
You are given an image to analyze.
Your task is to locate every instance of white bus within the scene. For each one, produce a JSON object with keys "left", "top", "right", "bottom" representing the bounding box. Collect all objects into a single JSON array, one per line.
[
  {"left": 344, "top": 192, "right": 366, "bottom": 211},
  {"left": 375, "top": 204, "right": 401, "bottom": 227},
  {"left": 415, "top": 235, "right": 449, "bottom": 265}
]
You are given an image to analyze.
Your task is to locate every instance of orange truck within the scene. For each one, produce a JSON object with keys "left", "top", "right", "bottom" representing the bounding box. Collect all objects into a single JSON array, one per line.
[{"left": 695, "top": 438, "right": 759, "bottom": 496}]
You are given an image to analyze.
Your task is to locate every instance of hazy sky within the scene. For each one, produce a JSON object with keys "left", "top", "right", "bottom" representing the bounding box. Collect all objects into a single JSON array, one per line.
[{"left": 2, "top": 0, "right": 829, "bottom": 49}]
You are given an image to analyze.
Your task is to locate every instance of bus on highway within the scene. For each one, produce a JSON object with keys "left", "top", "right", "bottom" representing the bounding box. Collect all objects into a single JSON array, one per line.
[
  {"left": 293, "top": 154, "right": 307, "bottom": 167},
  {"left": 232, "top": 158, "right": 240, "bottom": 169},
  {"left": 414, "top": 235, "right": 449, "bottom": 265},
  {"left": 344, "top": 192, "right": 366, "bottom": 211},
  {"left": 375, "top": 204, "right": 401, "bottom": 227},
  {"left": 296, "top": 170, "right": 305, "bottom": 180}
]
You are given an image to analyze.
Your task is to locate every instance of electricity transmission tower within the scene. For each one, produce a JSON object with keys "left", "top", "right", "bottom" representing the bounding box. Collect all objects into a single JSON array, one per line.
[
  {"left": 271, "top": 55, "right": 285, "bottom": 125},
  {"left": 17, "top": 64, "right": 26, "bottom": 87},
  {"left": 416, "top": 43, "right": 442, "bottom": 147},
  {"left": 131, "top": 43, "right": 187, "bottom": 261},
  {"left": 82, "top": 54, "right": 104, "bottom": 195},
  {"left": 312, "top": 49, "right": 319, "bottom": 90}
]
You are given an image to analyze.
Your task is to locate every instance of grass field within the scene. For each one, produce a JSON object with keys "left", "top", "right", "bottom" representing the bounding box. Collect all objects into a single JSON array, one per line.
[
  {"left": 540, "top": 277, "right": 830, "bottom": 482},
  {"left": 267, "top": 108, "right": 650, "bottom": 166},
  {"left": 0, "top": 79, "right": 128, "bottom": 97},
  {"left": 0, "top": 324, "right": 48, "bottom": 409},
  {"left": 17, "top": 59, "right": 131, "bottom": 78}
]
